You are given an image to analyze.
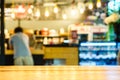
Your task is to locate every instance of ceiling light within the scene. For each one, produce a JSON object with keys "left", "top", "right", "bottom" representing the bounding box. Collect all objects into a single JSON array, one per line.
[
  {"left": 62, "top": 13, "right": 67, "bottom": 20},
  {"left": 88, "top": 0, "right": 93, "bottom": 10},
  {"left": 35, "top": 9, "right": 40, "bottom": 18},
  {"left": 88, "top": 2, "right": 93, "bottom": 10},
  {"left": 77, "top": 2, "right": 85, "bottom": 14},
  {"left": 96, "top": 0, "right": 101, "bottom": 8},
  {"left": 45, "top": 8, "right": 49, "bottom": 17},
  {"left": 11, "top": 12, "right": 15, "bottom": 19},
  {"left": 71, "top": 6, "right": 77, "bottom": 16},
  {"left": 54, "top": 5, "right": 59, "bottom": 13},
  {"left": 28, "top": 7, "right": 33, "bottom": 14}
]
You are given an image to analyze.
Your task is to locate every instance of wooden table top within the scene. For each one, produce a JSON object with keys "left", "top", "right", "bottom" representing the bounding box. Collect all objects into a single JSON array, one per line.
[{"left": 0, "top": 66, "right": 120, "bottom": 80}]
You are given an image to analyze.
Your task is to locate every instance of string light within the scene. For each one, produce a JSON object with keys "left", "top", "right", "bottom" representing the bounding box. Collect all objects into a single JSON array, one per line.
[
  {"left": 11, "top": 6, "right": 15, "bottom": 19},
  {"left": 71, "top": 0, "right": 77, "bottom": 16},
  {"left": 88, "top": 0, "right": 93, "bottom": 10},
  {"left": 11, "top": 0, "right": 15, "bottom": 19},
  {"left": 7, "top": 0, "right": 105, "bottom": 20},
  {"left": 45, "top": 8, "right": 49, "bottom": 17},
  {"left": 88, "top": 3, "right": 93, "bottom": 10},
  {"left": 11, "top": 12, "right": 15, "bottom": 19},
  {"left": 62, "top": 13, "right": 67, "bottom": 20},
  {"left": 77, "top": 2, "right": 85, "bottom": 14},
  {"left": 27, "top": 7, "right": 33, "bottom": 14},
  {"left": 71, "top": 5, "right": 78, "bottom": 16},
  {"left": 34, "top": 8, "right": 40, "bottom": 18},
  {"left": 96, "top": 0, "right": 101, "bottom": 8},
  {"left": 80, "top": 8, "right": 85, "bottom": 14},
  {"left": 54, "top": 5, "right": 59, "bottom": 13}
]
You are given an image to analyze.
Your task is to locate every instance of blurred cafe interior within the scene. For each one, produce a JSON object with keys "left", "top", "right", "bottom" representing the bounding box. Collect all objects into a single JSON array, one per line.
[
  {"left": 0, "top": 0, "right": 120, "bottom": 66},
  {"left": 1, "top": 0, "right": 120, "bottom": 80}
]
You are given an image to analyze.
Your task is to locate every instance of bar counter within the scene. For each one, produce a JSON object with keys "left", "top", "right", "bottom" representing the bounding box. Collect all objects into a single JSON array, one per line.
[
  {"left": 5, "top": 44, "right": 79, "bottom": 65},
  {"left": 5, "top": 49, "right": 45, "bottom": 65},
  {"left": 0, "top": 66, "right": 120, "bottom": 80},
  {"left": 5, "top": 49, "right": 44, "bottom": 55}
]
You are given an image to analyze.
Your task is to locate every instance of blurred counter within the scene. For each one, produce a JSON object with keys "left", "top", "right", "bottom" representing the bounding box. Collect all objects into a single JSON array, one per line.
[
  {"left": 5, "top": 49, "right": 45, "bottom": 65},
  {"left": 5, "top": 49, "right": 44, "bottom": 55},
  {"left": 5, "top": 44, "right": 79, "bottom": 65}
]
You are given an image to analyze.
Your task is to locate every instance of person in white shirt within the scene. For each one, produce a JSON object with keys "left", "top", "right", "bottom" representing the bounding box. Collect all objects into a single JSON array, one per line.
[{"left": 9, "top": 27, "right": 34, "bottom": 65}]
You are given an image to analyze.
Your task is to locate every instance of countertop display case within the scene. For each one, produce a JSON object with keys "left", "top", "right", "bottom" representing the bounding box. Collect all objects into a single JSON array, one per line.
[{"left": 79, "top": 41, "right": 118, "bottom": 66}]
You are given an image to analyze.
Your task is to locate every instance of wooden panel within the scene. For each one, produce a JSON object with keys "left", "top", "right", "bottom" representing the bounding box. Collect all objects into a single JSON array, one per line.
[{"left": 44, "top": 47, "right": 78, "bottom": 65}]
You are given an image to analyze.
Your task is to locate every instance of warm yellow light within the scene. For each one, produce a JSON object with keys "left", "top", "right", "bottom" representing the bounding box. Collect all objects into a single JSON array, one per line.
[
  {"left": 28, "top": 8, "right": 32, "bottom": 14},
  {"left": 4, "top": 29, "right": 8, "bottom": 34},
  {"left": 77, "top": 2, "right": 85, "bottom": 14},
  {"left": 11, "top": 7, "right": 15, "bottom": 19},
  {"left": 11, "top": 12, "right": 15, "bottom": 19},
  {"left": 54, "top": 5, "right": 59, "bottom": 13},
  {"left": 45, "top": 8, "right": 49, "bottom": 17},
  {"left": 96, "top": 0, "right": 101, "bottom": 8},
  {"left": 88, "top": 2, "right": 93, "bottom": 10},
  {"left": 30, "top": 5, "right": 34, "bottom": 8},
  {"left": 62, "top": 13, "right": 67, "bottom": 20},
  {"left": 71, "top": 7, "right": 76, "bottom": 16},
  {"left": 79, "top": 8, "right": 85, "bottom": 14},
  {"left": 35, "top": 9, "right": 40, "bottom": 18}
]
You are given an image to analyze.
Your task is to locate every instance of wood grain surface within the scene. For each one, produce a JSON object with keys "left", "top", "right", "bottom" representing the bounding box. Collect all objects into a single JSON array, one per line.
[{"left": 0, "top": 66, "right": 120, "bottom": 80}]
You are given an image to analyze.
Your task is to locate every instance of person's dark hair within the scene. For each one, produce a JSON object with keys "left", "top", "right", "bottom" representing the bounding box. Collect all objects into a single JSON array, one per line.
[{"left": 14, "top": 27, "right": 23, "bottom": 33}]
